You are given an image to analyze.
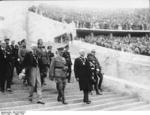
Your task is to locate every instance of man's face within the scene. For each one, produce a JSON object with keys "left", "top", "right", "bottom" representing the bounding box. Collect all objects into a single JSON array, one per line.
[
  {"left": 80, "top": 51, "right": 85, "bottom": 57},
  {"left": 22, "top": 41, "right": 26, "bottom": 47},
  {"left": 91, "top": 51, "right": 96, "bottom": 56},
  {"left": 38, "top": 39, "right": 43, "bottom": 48},
  {"left": 11, "top": 41, "right": 15, "bottom": 45},
  {"left": 48, "top": 47, "right": 52, "bottom": 51},
  {"left": 5, "top": 40, "right": 9, "bottom": 45},
  {"left": 58, "top": 50, "right": 63, "bottom": 56},
  {"left": 65, "top": 47, "right": 69, "bottom": 51}
]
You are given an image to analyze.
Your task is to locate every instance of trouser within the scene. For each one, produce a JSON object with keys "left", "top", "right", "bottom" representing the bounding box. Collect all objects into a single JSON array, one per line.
[
  {"left": 92, "top": 72, "right": 99, "bottom": 93},
  {"left": 0, "top": 67, "right": 12, "bottom": 91},
  {"left": 56, "top": 78, "right": 66, "bottom": 102},
  {"left": 23, "top": 68, "right": 30, "bottom": 85},
  {"left": 29, "top": 83, "right": 42, "bottom": 101},
  {"left": 10, "top": 61, "right": 15, "bottom": 83},
  {"left": 28, "top": 67, "right": 42, "bottom": 102},
  {"left": 15, "top": 60, "right": 21, "bottom": 75},
  {"left": 98, "top": 73, "right": 103, "bottom": 90},
  {"left": 93, "top": 76, "right": 99, "bottom": 93},
  {"left": 40, "top": 65, "right": 48, "bottom": 85},
  {"left": 83, "top": 90, "right": 89, "bottom": 102},
  {"left": 67, "top": 65, "right": 72, "bottom": 82}
]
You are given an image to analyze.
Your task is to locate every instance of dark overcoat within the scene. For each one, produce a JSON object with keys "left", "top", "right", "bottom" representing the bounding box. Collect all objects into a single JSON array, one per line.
[{"left": 74, "top": 57, "right": 92, "bottom": 91}]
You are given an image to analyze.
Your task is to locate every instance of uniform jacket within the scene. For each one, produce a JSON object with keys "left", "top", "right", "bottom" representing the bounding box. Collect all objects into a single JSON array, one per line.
[
  {"left": 87, "top": 53, "right": 101, "bottom": 71},
  {"left": 63, "top": 51, "right": 72, "bottom": 66},
  {"left": 49, "top": 55, "right": 68, "bottom": 79},
  {"left": 74, "top": 57, "right": 92, "bottom": 91},
  {"left": 36, "top": 48, "right": 49, "bottom": 66}
]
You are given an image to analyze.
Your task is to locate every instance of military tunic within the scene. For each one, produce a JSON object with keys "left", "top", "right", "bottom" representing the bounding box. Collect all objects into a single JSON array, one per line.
[{"left": 49, "top": 54, "right": 68, "bottom": 103}]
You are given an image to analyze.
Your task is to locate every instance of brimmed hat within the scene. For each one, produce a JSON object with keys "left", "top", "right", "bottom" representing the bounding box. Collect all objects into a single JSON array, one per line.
[
  {"left": 64, "top": 44, "right": 69, "bottom": 48},
  {"left": 4, "top": 37, "right": 10, "bottom": 41}
]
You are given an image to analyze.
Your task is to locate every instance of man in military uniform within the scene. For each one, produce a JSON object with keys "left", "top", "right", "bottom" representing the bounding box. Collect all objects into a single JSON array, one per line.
[
  {"left": 89, "top": 49, "right": 103, "bottom": 93},
  {"left": 0, "top": 38, "right": 13, "bottom": 92},
  {"left": 36, "top": 39, "right": 49, "bottom": 86},
  {"left": 49, "top": 45, "right": 68, "bottom": 104},
  {"left": 22, "top": 46, "right": 44, "bottom": 104},
  {"left": 10, "top": 40, "right": 16, "bottom": 84},
  {"left": 47, "top": 45, "right": 54, "bottom": 65},
  {"left": 18, "top": 39, "right": 28, "bottom": 85},
  {"left": 63, "top": 45, "right": 72, "bottom": 83}
]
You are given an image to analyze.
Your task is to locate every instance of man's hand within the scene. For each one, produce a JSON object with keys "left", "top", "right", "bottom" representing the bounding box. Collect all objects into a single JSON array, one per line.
[{"left": 76, "top": 78, "right": 79, "bottom": 81}]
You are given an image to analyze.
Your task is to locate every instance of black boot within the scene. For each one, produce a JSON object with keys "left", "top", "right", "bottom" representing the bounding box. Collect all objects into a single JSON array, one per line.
[{"left": 57, "top": 96, "right": 62, "bottom": 102}]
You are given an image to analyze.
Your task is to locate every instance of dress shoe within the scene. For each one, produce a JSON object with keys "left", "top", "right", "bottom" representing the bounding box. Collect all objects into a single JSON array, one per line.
[
  {"left": 57, "top": 98, "right": 62, "bottom": 102},
  {"left": 85, "top": 100, "right": 91, "bottom": 104},
  {"left": 29, "top": 98, "right": 32, "bottom": 102},
  {"left": 7, "top": 88, "right": 12, "bottom": 93},
  {"left": 99, "top": 88, "right": 103, "bottom": 92},
  {"left": 96, "top": 91, "right": 103, "bottom": 95},
  {"left": 37, "top": 101, "right": 45, "bottom": 104},
  {"left": 62, "top": 101, "right": 68, "bottom": 105}
]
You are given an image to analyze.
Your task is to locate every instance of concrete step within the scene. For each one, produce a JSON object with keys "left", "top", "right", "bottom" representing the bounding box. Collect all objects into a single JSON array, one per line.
[
  {"left": 70, "top": 97, "right": 139, "bottom": 111},
  {"left": 126, "top": 104, "right": 150, "bottom": 111},
  {"left": 102, "top": 101, "right": 146, "bottom": 111},
  {"left": 37, "top": 95, "right": 134, "bottom": 111},
  {"left": 0, "top": 91, "right": 113, "bottom": 111}
]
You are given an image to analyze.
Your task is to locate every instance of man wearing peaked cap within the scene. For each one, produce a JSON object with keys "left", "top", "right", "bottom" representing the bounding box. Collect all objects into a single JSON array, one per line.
[
  {"left": 63, "top": 44, "right": 72, "bottom": 83},
  {"left": 49, "top": 44, "right": 68, "bottom": 104}
]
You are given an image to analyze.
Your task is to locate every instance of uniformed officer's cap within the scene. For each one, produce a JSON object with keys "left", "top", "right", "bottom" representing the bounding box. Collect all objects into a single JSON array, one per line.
[
  {"left": 47, "top": 45, "right": 52, "bottom": 49},
  {"left": 4, "top": 37, "right": 10, "bottom": 41},
  {"left": 65, "top": 44, "right": 69, "bottom": 48},
  {"left": 57, "top": 47, "right": 64, "bottom": 51},
  {"left": 21, "top": 39, "right": 26, "bottom": 44},
  {"left": 91, "top": 49, "right": 96, "bottom": 53}
]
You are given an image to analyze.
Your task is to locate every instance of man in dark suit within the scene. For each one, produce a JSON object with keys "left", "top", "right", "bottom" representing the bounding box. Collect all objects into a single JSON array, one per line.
[
  {"left": 0, "top": 38, "right": 13, "bottom": 92},
  {"left": 63, "top": 45, "right": 72, "bottom": 83},
  {"left": 74, "top": 49, "right": 93, "bottom": 104}
]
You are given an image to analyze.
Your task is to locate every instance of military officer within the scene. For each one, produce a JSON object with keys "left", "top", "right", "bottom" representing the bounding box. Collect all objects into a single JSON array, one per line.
[
  {"left": 90, "top": 49, "right": 103, "bottom": 92},
  {"left": 49, "top": 45, "right": 68, "bottom": 104},
  {"left": 87, "top": 52, "right": 102, "bottom": 95},
  {"left": 10, "top": 40, "right": 16, "bottom": 84},
  {"left": 47, "top": 45, "right": 54, "bottom": 65},
  {"left": 74, "top": 49, "right": 93, "bottom": 104},
  {"left": 63, "top": 45, "right": 72, "bottom": 83},
  {"left": 22, "top": 46, "right": 44, "bottom": 104},
  {"left": 36, "top": 39, "right": 49, "bottom": 86},
  {"left": 18, "top": 39, "right": 28, "bottom": 85}
]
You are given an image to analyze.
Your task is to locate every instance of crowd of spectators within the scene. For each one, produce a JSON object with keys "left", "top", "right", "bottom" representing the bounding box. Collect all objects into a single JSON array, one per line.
[
  {"left": 28, "top": 4, "right": 150, "bottom": 30},
  {"left": 82, "top": 35, "right": 150, "bottom": 56}
]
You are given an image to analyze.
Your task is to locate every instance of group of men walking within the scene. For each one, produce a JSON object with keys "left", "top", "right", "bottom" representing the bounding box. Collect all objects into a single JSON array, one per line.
[{"left": 0, "top": 37, "right": 103, "bottom": 105}]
